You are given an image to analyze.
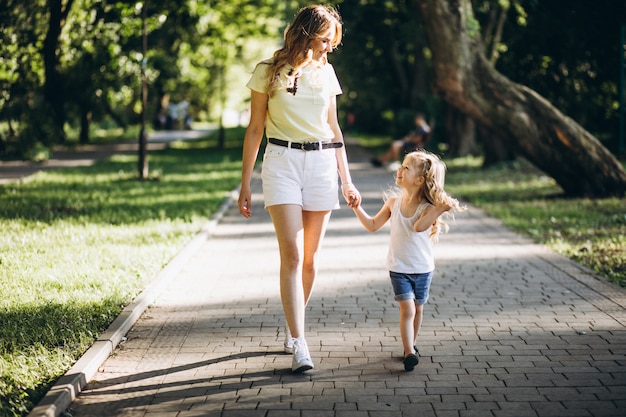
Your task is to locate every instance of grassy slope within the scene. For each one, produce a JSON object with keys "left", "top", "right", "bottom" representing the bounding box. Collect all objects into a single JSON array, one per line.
[{"left": 0, "top": 133, "right": 244, "bottom": 416}]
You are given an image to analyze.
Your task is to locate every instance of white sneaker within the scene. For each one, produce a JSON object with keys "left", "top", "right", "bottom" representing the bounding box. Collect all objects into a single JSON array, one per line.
[
  {"left": 291, "top": 337, "right": 314, "bottom": 373},
  {"left": 284, "top": 325, "right": 294, "bottom": 354}
]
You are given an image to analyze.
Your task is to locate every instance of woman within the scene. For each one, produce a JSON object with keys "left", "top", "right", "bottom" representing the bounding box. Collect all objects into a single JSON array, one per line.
[{"left": 237, "top": 5, "right": 360, "bottom": 373}]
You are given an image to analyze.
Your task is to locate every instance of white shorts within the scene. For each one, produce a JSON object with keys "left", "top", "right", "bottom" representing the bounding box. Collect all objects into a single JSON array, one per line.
[{"left": 261, "top": 143, "right": 340, "bottom": 211}]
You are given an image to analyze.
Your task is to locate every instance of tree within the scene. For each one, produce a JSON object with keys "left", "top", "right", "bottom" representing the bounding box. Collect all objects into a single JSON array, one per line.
[
  {"left": 42, "top": 0, "right": 74, "bottom": 142},
  {"left": 492, "top": 0, "right": 626, "bottom": 153},
  {"left": 0, "top": 0, "right": 284, "bottom": 159},
  {"left": 0, "top": 0, "right": 55, "bottom": 155},
  {"left": 415, "top": 0, "right": 626, "bottom": 197},
  {"left": 333, "top": 0, "right": 436, "bottom": 137}
]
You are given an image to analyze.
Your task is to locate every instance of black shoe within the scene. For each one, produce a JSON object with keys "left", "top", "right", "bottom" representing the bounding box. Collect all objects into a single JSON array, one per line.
[
  {"left": 370, "top": 157, "right": 383, "bottom": 167},
  {"left": 403, "top": 353, "right": 419, "bottom": 371}
]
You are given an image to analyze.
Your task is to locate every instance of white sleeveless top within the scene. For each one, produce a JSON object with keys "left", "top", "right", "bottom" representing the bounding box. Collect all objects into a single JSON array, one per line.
[{"left": 386, "top": 197, "right": 435, "bottom": 274}]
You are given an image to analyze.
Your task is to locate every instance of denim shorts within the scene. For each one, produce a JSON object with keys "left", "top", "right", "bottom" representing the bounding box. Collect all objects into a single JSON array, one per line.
[
  {"left": 261, "top": 143, "right": 340, "bottom": 211},
  {"left": 389, "top": 271, "right": 433, "bottom": 304}
]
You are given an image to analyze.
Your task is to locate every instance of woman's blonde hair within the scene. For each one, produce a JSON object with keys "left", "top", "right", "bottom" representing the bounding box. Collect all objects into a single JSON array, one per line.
[
  {"left": 264, "top": 5, "right": 342, "bottom": 96},
  {"left": 401, "top": 150, "right": 466, "bottom": 240}
]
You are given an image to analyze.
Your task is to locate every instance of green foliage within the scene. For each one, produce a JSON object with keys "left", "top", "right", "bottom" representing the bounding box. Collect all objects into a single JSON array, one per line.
[
  {"left": 476, "top": 0, "right": 626, "bottom": 151},
  {"left": 0, "top": 0, "right": 284, "bottom": 159},
  {"left": 0, "top": 133, "right": 243, "bottom": 416},
  {"left": 333, "top": 0, "right": 436, "bottom": 135}
]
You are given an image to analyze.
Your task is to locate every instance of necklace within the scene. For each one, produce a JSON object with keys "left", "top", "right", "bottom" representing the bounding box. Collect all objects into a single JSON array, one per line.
[{"left": 286, "top": 69, "right": 299, "bottom": 95}]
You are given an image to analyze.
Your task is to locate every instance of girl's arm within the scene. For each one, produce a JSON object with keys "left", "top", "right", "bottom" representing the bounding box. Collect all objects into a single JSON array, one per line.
[
  {"left": 413, "top": 203, "right": 451, "bottom": 233},
  {"left": 352, "top": 198, "right": 394, "bottom": 232},
  {"left": 238, "top": 90, "right": 268, "bottom": 218}
]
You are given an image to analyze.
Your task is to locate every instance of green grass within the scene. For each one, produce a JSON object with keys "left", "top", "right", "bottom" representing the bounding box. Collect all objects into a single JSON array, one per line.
[
  {"left": 445, "top": 156, "right": 626, "bottom": 288},
  {"left": 354, "top": 134, "right": 626, "bottom": 289},
  {"left": 0, "top": 128, "right": 246, "bottom": 416}
]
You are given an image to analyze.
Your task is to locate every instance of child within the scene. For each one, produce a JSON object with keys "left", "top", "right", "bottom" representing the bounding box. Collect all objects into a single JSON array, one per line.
[{"left": 352, "top": 150, "right": 465, "bottom": 371}]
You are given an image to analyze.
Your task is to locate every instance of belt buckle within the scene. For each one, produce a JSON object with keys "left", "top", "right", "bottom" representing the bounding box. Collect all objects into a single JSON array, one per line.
[{"left": 302, "top": 141, "right": 320, "bottom": 151}]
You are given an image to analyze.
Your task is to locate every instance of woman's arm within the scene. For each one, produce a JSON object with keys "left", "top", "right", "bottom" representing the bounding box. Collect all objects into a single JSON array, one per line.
[
  {"left": 328, "top": 96, "right": 360, "bottom": 208},
  {"left": 238, "top": 90, "right": 268, "bottom": 218}
]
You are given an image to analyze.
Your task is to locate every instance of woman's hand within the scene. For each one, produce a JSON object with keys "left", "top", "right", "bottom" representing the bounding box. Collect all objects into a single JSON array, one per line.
[
  {"left": 238, "top": 184, "right": 252, "bottom": 218},
  {"left": 341, "top": 182, "right": 361, "bottom": 208}
]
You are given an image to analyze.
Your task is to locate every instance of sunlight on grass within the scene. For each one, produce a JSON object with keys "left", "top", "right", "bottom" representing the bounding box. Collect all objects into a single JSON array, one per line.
[
  {"left": 0, "top": 136, "right": 244, "bottom": 416},
  {"left": 444, "top": 157, "right": 625, "bottom": 288}
]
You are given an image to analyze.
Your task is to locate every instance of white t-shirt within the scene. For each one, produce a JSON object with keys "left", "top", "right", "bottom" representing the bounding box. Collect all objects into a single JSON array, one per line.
[
  {"left": 246, "top": 60, "right": 342, "bottom": 142},
  {"left": 386, "top": 197, "right": 435, "bottom": 274}
]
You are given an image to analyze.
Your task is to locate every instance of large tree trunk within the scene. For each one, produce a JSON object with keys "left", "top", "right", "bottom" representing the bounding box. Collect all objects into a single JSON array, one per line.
[
  {"left": 415, "top": 0, "right": 626, "bottom": 197},
  {"left": 481, "top": 125, "right": 515, "bottom": 167},
  {"left": 444, "top": 103, "right": 478, "bottom": 157}
]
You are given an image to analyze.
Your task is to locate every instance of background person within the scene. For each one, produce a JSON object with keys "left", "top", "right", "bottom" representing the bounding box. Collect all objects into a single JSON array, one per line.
[{"left": 371, "top": 113, "right": 431, "bottom": 167}]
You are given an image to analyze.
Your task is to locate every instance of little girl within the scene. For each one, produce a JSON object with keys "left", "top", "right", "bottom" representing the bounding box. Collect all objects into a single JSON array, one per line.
[{"left": 352, "top": 150, "right": 465, "bottom": 371}]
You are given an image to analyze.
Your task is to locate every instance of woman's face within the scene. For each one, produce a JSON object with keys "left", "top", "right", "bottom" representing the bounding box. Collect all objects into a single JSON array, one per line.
[{"left": 310, "top": 26, "right": 336, "bottom": 63}]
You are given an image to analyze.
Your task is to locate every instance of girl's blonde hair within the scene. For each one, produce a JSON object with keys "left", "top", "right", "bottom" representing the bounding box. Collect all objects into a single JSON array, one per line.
[
  {"left": 265, "top": 5, "right": 342, "bottom": 96},
  {"left": 399, "top": 150, "right": 466, "bottom": 240}
]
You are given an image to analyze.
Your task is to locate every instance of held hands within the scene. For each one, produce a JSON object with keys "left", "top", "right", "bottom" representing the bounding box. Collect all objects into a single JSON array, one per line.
[{"left": 341, "top": 183, "right": 361, "bottom": 208}]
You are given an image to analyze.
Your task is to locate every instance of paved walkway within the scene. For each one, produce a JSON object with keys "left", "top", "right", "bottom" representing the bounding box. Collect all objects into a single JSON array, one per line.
[
  {"left": 0, "top": 130, "right": 212, "bottom": 184},
  {"left": 22, "top": 141, "right": 626, "bottom": 417}
]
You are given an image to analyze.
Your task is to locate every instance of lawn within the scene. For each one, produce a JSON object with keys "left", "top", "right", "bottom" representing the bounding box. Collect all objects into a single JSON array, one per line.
[
  {"left": 0, "top": 129, "right": 246, "bottom": 417},
  {"left": 444, "top": 156, "right": 625, "bottom": 287}
]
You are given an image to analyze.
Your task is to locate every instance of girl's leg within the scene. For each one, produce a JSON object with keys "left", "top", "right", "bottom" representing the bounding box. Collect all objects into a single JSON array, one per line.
[
  {"left": 398, "top": 299, "right": 417, "bottom": 357},
  {"left": 413, "top": 304, "right": 424, "bottom": 348},
  {"left": 267, "top": 204, "right": 305, "bottom": 339}
]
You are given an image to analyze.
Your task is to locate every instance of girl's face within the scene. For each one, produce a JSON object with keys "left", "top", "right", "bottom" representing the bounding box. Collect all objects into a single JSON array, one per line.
[
  {"left": 310, "top": 26, "right": 336, "bottom": 63},
  {"left": 396, "top": 159, "right": 424, "bottom": 189}
]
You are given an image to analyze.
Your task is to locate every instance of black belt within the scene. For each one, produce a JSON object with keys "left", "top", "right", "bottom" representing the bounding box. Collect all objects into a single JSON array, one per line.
[{"left": 268, "top": 138, "right": 343, "bottom": 151}]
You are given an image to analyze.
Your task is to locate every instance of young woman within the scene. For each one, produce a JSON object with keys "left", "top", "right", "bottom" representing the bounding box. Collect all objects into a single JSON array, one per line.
[
  {"left": 238, "top": 5, "right": 360, "bottom": 373},
  {"left": 352, "top": 150, "right": 465, "bottom": 371}
]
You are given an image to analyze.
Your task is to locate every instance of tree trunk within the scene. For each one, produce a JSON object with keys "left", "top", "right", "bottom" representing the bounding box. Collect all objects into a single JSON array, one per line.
[
  {"left": 42, "top": 0, "right": 74, "bottom": 141},
  {"left": 444, "top": 103, "right": 478, "bottom": 157},
  {"left": 481, "top": 124, "right": 515, "bottom": 167},
  {"left": 415, "top": 0, "right": 626, "bottom": 197},
  {"left": 79, "top": 111, "right": 91, "bottom": 144}
]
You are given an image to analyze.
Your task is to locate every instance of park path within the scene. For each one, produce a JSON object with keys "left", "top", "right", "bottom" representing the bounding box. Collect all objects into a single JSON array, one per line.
[
  {"left": 16, "top": 138, "right": 626, "bottom": 417},
  {"left": 0, "top": 129, "right": 212, "bottom": 184}
]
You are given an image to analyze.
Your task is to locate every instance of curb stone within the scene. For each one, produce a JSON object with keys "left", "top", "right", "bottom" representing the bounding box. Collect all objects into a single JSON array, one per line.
[{"left": 26, "top": 187, "right": 240, "bottom": 417}]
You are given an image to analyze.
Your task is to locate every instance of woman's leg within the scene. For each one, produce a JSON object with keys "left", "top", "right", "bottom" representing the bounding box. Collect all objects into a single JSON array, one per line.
[
  {"left": 267, "top": 206, "right": 330, "bottom": 337},
  {"left": 267, "top": 204, "right": 306, "bottom": 339},
  {"left": 301, "top": 210, "right": 331, "bottom": 305}
]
